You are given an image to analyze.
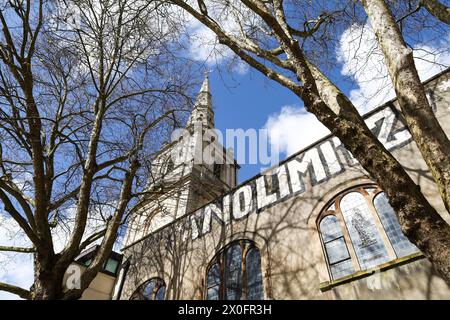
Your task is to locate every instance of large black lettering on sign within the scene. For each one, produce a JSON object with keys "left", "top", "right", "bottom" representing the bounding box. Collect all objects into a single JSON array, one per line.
[{"left": 186, "top": 104, "right": 412, "bottom": 240}]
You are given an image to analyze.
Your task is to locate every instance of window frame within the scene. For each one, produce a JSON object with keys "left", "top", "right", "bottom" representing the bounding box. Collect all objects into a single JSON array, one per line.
[
  {"left": 372, "top": 192, "right": 418, "bottom": 258},
  {"left": 317, "top": 184, "right": 418, "bottom": 281},
  {"left": 75, "top": 245, "right": 123, "bottom": 276},
  {"left": 319, "top": 213, "right": 354, "bottom": 279},
  {"left": 204, "top": 240, "right": 264, "bottom": 300},
  {"left": 130, "top": 277, "right": 166, "bottom": 300}
]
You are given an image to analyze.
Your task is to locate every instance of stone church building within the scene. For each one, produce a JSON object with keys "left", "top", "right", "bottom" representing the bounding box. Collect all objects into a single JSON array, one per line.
[{"left": 108, "top": 69, "right": 450, "bottom": 300}]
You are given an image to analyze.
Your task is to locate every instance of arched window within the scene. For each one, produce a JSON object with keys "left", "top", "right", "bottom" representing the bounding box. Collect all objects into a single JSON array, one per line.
[
  {"left": 205, "top": 240, "right": 264, "bottom": 300},
  {"left": 130, "top": 278, "right": 166, "bottom": 300},
  {"left": 318, "top": 186, "right": 418, "bottom": 280},
  {"left": 373, "top": 192, "right": 417, "bottom": 258}
]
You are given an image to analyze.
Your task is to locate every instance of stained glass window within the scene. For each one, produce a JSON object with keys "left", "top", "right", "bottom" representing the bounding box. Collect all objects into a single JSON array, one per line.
[
  {"left": 320, "top": 186, "right": 419, "bottom": 281},
  {"left": 130, "top": 278, "right": 166, "bottom": 300},
  {"left": 246, "top": 248, "right": 264, "bottom": 300},
  {"left": 205, "top": 241, "right": 264, "bottom": 300},
  {"left": 374, "top": 193, "right": 418, "bottom": 258},
  {"left": 340, "top": 192, "right": 390, "bottom": 269},
  {"left": 225, "top": 244, "right": 243, "bottom": 300},
  {"left": 84, "top": 258, "right": 92, "bottom": 267}
]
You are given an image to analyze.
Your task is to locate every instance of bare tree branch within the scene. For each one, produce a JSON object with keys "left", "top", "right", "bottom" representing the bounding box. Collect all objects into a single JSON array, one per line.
[
  {"left": 421, "top": 0, "right": 450, "bottom": 25},
  {"left": 0, "top": 282, "right": 32, "bottom": 300},
  {"left": 0, "top": 246, "right": 35, "bottom": 253}
]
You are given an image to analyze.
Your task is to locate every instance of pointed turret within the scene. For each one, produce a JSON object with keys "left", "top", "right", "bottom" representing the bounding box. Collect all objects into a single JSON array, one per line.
[
  {"left": 187, "top": 73, "right": 214, "bottom": 130},
  {"left": 199, "top": 74, "right": 210, "bottom": 93}
]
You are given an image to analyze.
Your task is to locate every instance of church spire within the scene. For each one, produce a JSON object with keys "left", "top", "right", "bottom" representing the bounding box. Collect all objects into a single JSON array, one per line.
[
  {"left": 187, "top": 73, "right": 214, "bottom": 130},
  {"left": 199, "top": 73, "right": 210, "bottom": 93}
]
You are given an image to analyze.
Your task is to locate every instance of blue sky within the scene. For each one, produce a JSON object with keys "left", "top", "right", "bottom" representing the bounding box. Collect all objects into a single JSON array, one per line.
[
  {"left": 193, "top": 27, "right": 450, "bottom": 183},
  {"left": 209, "top": 69, "right": 297, "bottom": 181}
]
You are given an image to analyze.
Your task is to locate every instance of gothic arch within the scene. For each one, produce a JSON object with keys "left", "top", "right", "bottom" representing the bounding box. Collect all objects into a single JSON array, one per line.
[
  {"left": 202, "top": 231, "right": 273, "bottom": 299},
  {"left": 309, "top": 177, "right": 376, "bottom": 227},
  {"left": 316, "top": 184, "right": 418, "bottom": 281},
  {"left": 304, "top": 178, "right": 375, "bottom": 282},
  {"left": 203, "top": 239, "right": 264, "bottom": 300}
]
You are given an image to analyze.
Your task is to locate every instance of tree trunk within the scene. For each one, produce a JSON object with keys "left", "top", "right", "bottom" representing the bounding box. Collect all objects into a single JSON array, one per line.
[
  {"left": 361, "top": 0, "right": 450, "bottom": 214},
  {"left": 293, "top": 56, "right": 450, "bottom": 284},
  {"left": 32, "top": 278, "right": 59, "bottom": 300},
  {"left": 32, "top": 254, "right": 65, "bottom": 300},
  {"left": 300, "top": 87, "right": 450, "bottom": 284}
]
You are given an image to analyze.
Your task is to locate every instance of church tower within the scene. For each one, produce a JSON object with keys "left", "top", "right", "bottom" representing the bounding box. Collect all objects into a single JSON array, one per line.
[
  {"left": 123, "top": 75, "right": 239, "bottom": 246},
  {"left": 186, "top": 75, "right": 215, "bottom": 130}
]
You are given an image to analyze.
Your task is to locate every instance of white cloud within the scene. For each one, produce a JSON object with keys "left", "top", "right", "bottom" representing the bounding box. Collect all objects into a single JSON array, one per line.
[
  {"left": 264, "top": 105, "right": 330, "bottom": 156},
  {"left": 188, "top": 21, "right": 228, "bottom": 65},
  {"left": 337, "top": 23, "right": 450, "bottom": 113},
  {"left": 185, "top": 1, "right": 251, "bottom": 73},
  {"left": 187, "top": 18, "right": 241, "bottom": 68},
  {"left": 0, "top": 257, "right": 34, "bottom": 300},
  {"left": 0, "top": 214, "right": 34, "bottom": 300},
  {"left": 50, "top": 205, "right": 111, "bottom": 254},
  {"left": 188, "top": 25, "right": 248, "bottom": 76},
  {"left": 231, "top": 60, "right": 249, "bottom": 75}
]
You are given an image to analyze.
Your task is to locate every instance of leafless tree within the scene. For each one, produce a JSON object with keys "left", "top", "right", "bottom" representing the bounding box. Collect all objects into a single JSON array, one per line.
[
  {"left": 0, "top": 0, "right": 196, "bottom": 299},
  {"left": 360, "top": 0, "right": 450, "bottom": 222},
  {"left": 168, "top": 0, "right": 450, "bottom": 283}
]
